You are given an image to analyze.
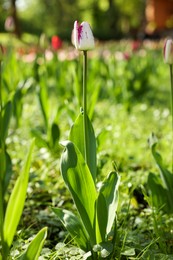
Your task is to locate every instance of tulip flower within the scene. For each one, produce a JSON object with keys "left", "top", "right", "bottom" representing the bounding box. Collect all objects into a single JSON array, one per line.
[
  {"left": 72, "top": 20, "right": 95, "bottom": 165},
  {"left": 163, "top": 39, "right": 173, "bottom": 65},
  {"left": 73, "top": 21, "right": 95, "bottom": 51},
  {"left": 51, "top": 36, "right": 62, "bottom": 51}
]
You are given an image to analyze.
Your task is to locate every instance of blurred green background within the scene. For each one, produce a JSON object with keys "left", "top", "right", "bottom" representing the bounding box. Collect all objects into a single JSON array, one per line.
[{"left": 0, "top": 0, "right": 146, "bottom": 40}]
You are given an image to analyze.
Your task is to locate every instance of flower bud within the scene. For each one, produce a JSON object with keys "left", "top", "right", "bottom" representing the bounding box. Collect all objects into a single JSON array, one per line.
[
  {"left": 73, "top": 21, "right": 95, "bottom": 51},
  {"left": 163, "top": 39, "right": 173, "bottom": 65}
]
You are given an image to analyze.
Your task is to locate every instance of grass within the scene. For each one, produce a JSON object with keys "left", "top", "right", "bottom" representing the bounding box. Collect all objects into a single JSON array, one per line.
[{"left": 0, "top": 36, "right": 173, "bottom": 259}]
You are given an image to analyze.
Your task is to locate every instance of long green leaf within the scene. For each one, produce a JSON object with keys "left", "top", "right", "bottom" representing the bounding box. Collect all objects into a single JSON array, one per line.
[
  {"left": 95, "top": 192, "right": 108, "bottom": 244},
  {"left": 148, "top": 172, "right": 169, "bottom": 212},
  {"left": 52, "top": 208, "right": 90, "bottom": 251},
  {"left": 19, "top": 227, "right": 47, "bottom": 260},
  {"left": 99, "top": 171, "right": 120, "bottom": 235},
  {"left": 69, "top": 112, "right": 97, "bottom": 182},
  {"left": 3, "top": 139, "right": 35, "bottom": 250},
  {"left": 149, "top": 134, "right": 173, "bottom": 211},
  {"left": 60, "top": 140, "right": 97, "bottom": 245}
]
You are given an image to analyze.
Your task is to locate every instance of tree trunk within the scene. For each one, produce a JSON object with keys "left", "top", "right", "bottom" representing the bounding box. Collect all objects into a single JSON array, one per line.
[{"left": 11, "top": 0, "right": 21, "bottom": 38}]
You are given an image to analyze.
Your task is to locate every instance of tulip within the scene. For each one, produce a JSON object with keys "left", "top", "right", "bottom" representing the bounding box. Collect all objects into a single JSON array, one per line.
[
  {"left": 73, "top": 21, "right": 95, "bottom": 51},
  {"left": 51, "top": 36, "right": 62, "bottom": 50},
  {"left": 163, "top": 39, "right": 173, "bottom": 65},
  {"left": 72, "top": 21, "right": 95, "bottom": 165}
]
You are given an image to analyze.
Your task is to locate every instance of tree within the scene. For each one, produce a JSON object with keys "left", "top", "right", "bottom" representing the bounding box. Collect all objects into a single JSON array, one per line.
[
  {"left": 11, "top": 0, "right": 21, "bottom": 37},
  {"left": 92, "top": 0, "right": 122, "bottom": 39},
  {"left": 0, "top": 0, "right": 21, "bottom": 37}
]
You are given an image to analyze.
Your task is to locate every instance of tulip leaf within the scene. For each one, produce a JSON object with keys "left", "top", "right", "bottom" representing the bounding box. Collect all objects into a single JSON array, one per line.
[
  {"left": 52, "top": 208, "right": 90, "bottom": 251},
  {"left": 148, "top": 172, "right": 169, "bottom": 212},
  {"left": 99, "top": 171, "right": 120, "bottom": 235},
  {"left": 148, "top": 133, "right": 173, "bottom": 212},
  {"left": 69, "top": 112, "right": 97, "bottom": 183},
  {"left": 19, "top": 227, "right": 47, "bottom": 260},
  {"left": 60, "top": 140, "right": 97, "bottom": 245},
  {"left": 3, "top": 139, "right": 35, "bottom": 250},
  {"left": 95, "top": 192, "right": 108, "bottom": 243}
]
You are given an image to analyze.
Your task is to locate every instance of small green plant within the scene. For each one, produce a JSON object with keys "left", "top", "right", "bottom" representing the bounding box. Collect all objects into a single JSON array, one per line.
[
  {"left": 31, "top": 52, "right": 61, "bottom": 155},
  {"left": 0, "top": 54, "right": 47, "bottom": 260},
  {"left": 148, "top": 133, "right": 173, "bottom": 214},
  {"left": 53, "top": 21, "right": 120, "bottom": 259},
  {"left": 147, "top": 39, "right": 173, "bottom": 214}
]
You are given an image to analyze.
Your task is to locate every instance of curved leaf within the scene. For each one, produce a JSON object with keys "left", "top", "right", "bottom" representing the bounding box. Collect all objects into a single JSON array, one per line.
[
  {"left": 3, "top": 139, "right": 35, "bottom": 249},
  {"left": 99, "top": 171, "right": 120, "bottom": 235},
  {"left": 19, "top": 227, "right": 47, "bottom": 260},
  {"left": 52, "top": 208, "right": 90, "bottom": 251},
  {"left": 148, "top": 172, "right": 168, "bottom": 211},
  {"left": 60, "top": 140, "right": 97, "bottom": 245},
  {"left": 148, "top": 133, "right": 173, "bottom": 212},
  {"left": 69, "top": 112, "right": 97, "bottom": 182},
  {"left": 95, "top": 192, "right": 108, "bottom": 243}
]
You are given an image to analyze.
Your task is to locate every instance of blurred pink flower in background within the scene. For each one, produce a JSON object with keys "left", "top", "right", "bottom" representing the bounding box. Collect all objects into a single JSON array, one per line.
[
  {"left": 4, "top": 16, "right": 15, "bottom": 32},
  {"left": 131, "top": 40, "right": 141, "bottom": 52},
  {"left": 51, "top": 36, "right": 62, "bottom": 50}
]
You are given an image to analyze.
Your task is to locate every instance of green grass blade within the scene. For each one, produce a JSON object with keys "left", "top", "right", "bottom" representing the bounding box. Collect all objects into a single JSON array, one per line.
[
  {"left": 88, "top": 81, "right": 101, "bottom": 120},
  {"left": 3, "top": 151, "right": 13, "bottom": 195},
  {"left": 69, "top": 112, "right": 97, "bottom": 182},
  {"left": 99, "top": 171, "right": 120, "bottom": 235},
  {"left": 52, "top": 208, "right": 90, "bottom": 251},
  {"left": 3, "top": 139, "right": 35, "bottom": 250},
  {"left": 1, "top": 101, "right": 12, "bottom": 141},
  {"left": 60, "top": 140, "right": 97, "bottom": 245},
  {"left": 19, "top": 227, "right": 47, "bottom": 260},
  {"left": 38, "top": 81, "right": 49, "bottom": 130}
]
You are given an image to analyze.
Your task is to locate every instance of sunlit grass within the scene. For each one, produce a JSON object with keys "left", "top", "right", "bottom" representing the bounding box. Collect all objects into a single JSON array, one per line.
[{"left": 0, "top": 40, "right": 172, "bottom": 258}]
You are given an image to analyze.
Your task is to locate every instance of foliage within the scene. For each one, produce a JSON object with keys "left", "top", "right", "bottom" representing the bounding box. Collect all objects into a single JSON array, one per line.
[
  {"left": 0, "top": 50, "right": 47, "bottom": 260},
  {"left": 0, "top": 39, "right": 172, "bottom": 258},
  {"left": 53, "top": 48, "right": 120, "bottom": 257},
  {"left": 0, "top": 0, "right": 146, "bottom": 39},
  {"left": 147, "top": 133, "right": 173, "bottom": 214}
]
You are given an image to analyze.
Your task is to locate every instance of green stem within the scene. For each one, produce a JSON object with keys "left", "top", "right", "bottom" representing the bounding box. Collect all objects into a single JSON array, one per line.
[
  {"left": 83, "top": 51, "right": 88, "bottom": 164},
  {"left": 170, "top": 64, "right": 173, "bottom": 173}
]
